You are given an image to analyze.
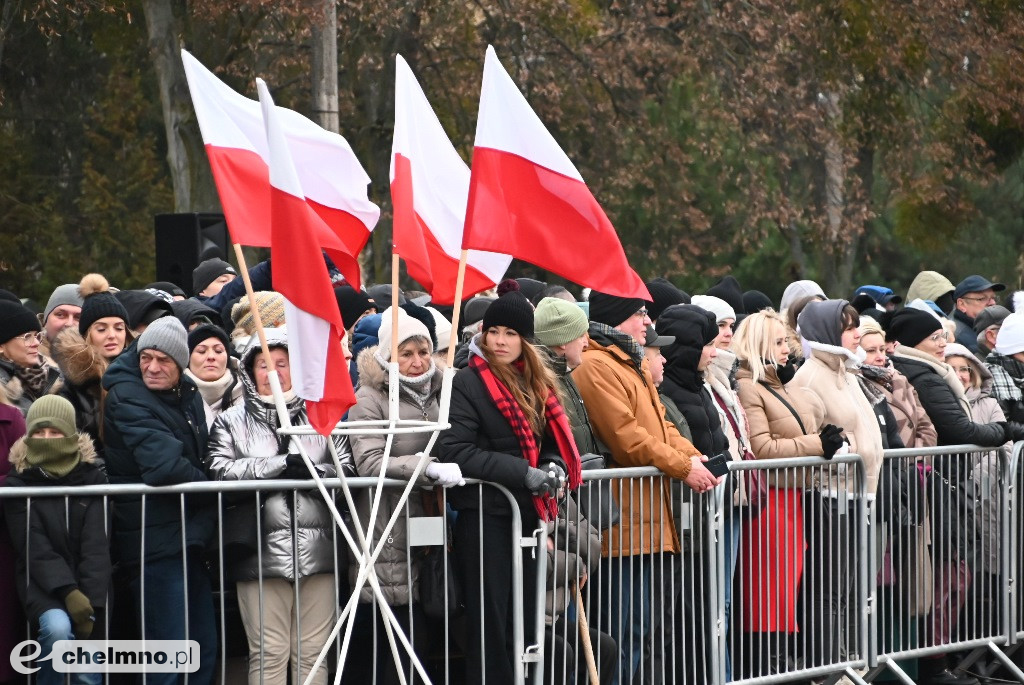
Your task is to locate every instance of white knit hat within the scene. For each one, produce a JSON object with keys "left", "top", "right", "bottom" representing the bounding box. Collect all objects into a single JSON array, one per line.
[
  {"left": 690, "top": 295, "right": 736, "bottom": 324},
  {"left": 995, "top": 312, "right": 1024, "bottom": 356},
  {"left": 377, "top": 307, "right": 432, "bottom": 360}
]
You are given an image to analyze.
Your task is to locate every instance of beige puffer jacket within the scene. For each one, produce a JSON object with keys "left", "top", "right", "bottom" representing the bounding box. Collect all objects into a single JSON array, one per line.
[{"left": 347, "top": 346, "right": 445, "bottom": 605}]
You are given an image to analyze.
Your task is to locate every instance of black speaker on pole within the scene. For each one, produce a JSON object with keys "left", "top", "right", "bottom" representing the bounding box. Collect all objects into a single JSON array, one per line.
[{"left": 154, "top": 213, "right": 231, "bottom": 296}]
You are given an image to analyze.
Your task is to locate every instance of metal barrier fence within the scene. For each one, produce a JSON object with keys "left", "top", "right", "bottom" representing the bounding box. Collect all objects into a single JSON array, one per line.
[
  {"left": 0, "top": 476, "right": 544, "bottom": 685},
  {"left": 3, "top": 444, "right": 1023, "bottom": 685}
]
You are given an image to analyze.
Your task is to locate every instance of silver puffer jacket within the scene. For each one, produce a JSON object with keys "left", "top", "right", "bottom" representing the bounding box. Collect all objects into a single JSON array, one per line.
[{"left": 206, "top": 337, "right": 354, "bottom": 582}]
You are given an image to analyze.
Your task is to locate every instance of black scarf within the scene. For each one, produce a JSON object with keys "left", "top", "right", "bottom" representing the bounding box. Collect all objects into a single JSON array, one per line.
[{"left": 589, "top": 322, "right": 645, "bottom": 379}]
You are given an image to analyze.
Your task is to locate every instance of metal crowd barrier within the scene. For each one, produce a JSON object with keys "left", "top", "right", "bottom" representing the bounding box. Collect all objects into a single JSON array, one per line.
[
  {"left": 4, "top": 443, "right": 1024, "bottom": 685},
  {"left": 0, "top": 476, "right": 543, "bottom": 685},
  {"left": 535, "top": 445, "right": 1023, "bottom": 685}
]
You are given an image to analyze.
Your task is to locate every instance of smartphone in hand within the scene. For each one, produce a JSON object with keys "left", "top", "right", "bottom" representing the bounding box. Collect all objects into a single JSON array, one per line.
[{"left": 704, "top": 451, "right": 731, "bottom": 478}]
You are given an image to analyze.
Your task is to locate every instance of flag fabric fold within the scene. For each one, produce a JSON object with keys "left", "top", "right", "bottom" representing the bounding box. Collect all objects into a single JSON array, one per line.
[
  {"left": 256, "top": 78, "right": 356, "bottom": 434},
  {"left": 181, "top": 50, "right": 378, "bottom": 287},
  {"left": 462, "top": 46, "right": 650, "bottom": 301},
  {"left": 391, "top": 55, "right": 511, "bottom": 305}
]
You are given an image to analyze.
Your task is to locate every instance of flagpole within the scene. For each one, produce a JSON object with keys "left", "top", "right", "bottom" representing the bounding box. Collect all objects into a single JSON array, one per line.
[
  {"left": 445, "top": 249, "right": 469, "bottom": 369},
  {"left": 390, "top": 252, "right": 401, "bottom": 362},
  {"left": 232, "top": 244, "right": 274, "bottom": 362}
]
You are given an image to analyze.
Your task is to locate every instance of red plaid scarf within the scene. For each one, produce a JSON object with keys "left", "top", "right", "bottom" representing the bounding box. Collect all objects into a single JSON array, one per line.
[{"left": 469, "top": 354, "right": 582, "bottom": 520}]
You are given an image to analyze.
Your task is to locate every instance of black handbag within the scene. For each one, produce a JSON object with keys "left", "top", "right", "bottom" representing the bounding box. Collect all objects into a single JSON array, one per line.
[
  {"left": 220, "top": 494, "right": 262, "bottom": 552},
  {"left": 417, "top": 490, "right": 464, "bottom": 620}
]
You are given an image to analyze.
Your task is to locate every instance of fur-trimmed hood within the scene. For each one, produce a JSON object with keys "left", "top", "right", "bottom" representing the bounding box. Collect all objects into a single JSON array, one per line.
[
  {"left": 51, "top": 327, "right": 108, "bottom": 388},
  {"left": 8, "top": 433, "right": 97, "bottom": 473},
  {"left": 355, "top": 344, "right": 445, "bottom": 396}
]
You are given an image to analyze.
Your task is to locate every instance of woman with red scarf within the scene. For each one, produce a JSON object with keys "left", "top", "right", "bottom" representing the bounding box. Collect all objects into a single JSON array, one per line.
[{"left": 439, "top": 280, "right": 582, "bottom": 684}]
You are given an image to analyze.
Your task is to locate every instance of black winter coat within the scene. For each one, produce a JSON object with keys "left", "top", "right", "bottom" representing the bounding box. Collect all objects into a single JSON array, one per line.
[
  {"left": 891, "top": 353, "right": 1006, "bottom": 446},
  {"left": 439, "top": 357, "right": 566, "bottom": 516},
  {"left": 102, "top": 342, "right": 213, "bottom": 563},
  {"left": 4, "top": 435, "right": 110, "bottom": 623}
]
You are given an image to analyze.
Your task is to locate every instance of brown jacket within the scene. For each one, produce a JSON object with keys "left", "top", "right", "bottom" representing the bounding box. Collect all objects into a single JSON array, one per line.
[
  {"left": 735, "top": 363, "right": 825, "bottom": 488},
  {"left": 573, "top": 337, "right": 699, "bottom": 557},
  {"left": 869, "top": 368, "right": 937, "bottom": 449}
]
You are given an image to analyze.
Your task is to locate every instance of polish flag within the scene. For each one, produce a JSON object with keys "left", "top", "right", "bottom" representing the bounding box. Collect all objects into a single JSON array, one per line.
[
  {"left": 181, "top": 50, "right": 378, "bottom": 287},
  {"left": 462, "top": 47, "right": 650, "bottom": 301},
  {"left": 391, "top": 55, "right": 511, "bottom": 305},
  {"left": 257, "top": 79, "right": 356, "bottom": 434}
]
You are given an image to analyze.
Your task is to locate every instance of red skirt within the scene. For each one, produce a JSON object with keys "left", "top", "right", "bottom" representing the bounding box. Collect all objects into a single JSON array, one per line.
[{"left": 739, "top": 487, "right": 806, "bottom": 632}]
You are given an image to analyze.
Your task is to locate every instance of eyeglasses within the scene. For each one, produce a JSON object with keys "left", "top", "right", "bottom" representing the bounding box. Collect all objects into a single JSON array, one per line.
[
  {"left": 951, "top": 366, "right": 973, "bottom": 375},
  {"left": 632, "top": 308, "right": 649, "bottom": 319},
  {"left": 960, "top": 295, "right": 996, "bottom": 304},
  {"left": 15, "top": 331, "right": 43, "bottom": 345},
  {"left": 927, "top": 332, "right": 946, "bottom": 343}
]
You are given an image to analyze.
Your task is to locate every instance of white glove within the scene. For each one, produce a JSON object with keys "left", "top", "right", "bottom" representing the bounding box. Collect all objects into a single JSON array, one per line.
[{"left": 425, "top": 462, "right": 465, "bottom": 487}]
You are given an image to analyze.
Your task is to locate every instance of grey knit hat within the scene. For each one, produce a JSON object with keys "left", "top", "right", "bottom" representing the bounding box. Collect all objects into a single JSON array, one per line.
[
  {"left": 44, "top": 284, "right": 84, "bottom": 323},
  {"left": 137, "top": 317, "right": 189, "bottom": 369}
]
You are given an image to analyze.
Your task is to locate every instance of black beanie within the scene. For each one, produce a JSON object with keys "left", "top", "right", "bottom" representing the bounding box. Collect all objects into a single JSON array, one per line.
[
  {"left": 645, "top": 278, "right": 689, "bottom": 322},
  {"left": 115, "top": 290, "right": 174, "bottom": 330},
  {"left": 885, "top": 308, "right": 943, "bottom": 348},
  {"left": 334, "top": 286, "right": 376, "bottom": 331},
  {"left": 589, "top": 290, "right": 647, "bottom": 328},
  {"left": 706, "top": 275, "right": 745, "bottom": 315},
  {"left": 192, "top": 258, "right": 236, "bottom": 296},
  {"left": 514, "top": 277, "right": 548, "bottom": 303},
  {"left": 0, "top": 289, "right": 20, "bottom": 304},
  {"left": 0, "top": 301, "right": 41, "bottom": 345},
  {"left": 78, "top": 274, "right": 129, "bottom": 335},
  {"left": 742, "top": 290, "right": 774, "bottom": 314},
  {"left": 483, "top": 280, "right": 535, "bottom": 339},
  {"left": 188, "top": 324, "right": 231, "bottom": 356}
]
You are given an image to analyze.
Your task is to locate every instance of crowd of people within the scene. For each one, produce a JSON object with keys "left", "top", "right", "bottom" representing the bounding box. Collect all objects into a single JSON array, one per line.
[{"left": 0, "top": 260, "right": 1021, "bottom": 685}]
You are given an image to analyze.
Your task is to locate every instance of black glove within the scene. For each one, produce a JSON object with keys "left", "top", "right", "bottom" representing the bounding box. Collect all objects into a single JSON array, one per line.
[
  {"left": 1001, "top": 420, "right": 1024, "bottom": 442},
  {"left": 819, "top": 424, "right": 845, "bottom": 460},
  {"left": 282, "top": 454, "right": 314, "bottom": 480},
  {"left": 524, "top": 466, "right": 561, "bottom": 497}
]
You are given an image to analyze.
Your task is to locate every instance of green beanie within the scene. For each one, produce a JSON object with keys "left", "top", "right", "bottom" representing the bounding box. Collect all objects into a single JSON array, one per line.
[
  {"left": 534, "top": 297, "right": 588, "bottom": 347},
  {"left": 26, "top": 395, "right": 77, "bottom": 439}
]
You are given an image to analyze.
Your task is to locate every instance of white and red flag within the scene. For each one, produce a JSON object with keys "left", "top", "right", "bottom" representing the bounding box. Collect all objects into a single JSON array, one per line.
[
  {"left": 462, "top": 47, "right": 650, "bottom": 300},
  {"left": 256, "top": 78, "right": 356, "bottom": 434},
  {"left": 390, "top": 55, "right": 511, "bottom": 305},
  {"left": 181, "top": 50, "right": 378, "bottom": 287}
]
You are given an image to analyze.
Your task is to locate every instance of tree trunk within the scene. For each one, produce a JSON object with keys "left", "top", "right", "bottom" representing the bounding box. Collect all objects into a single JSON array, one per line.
[
  {"left": 310, "top": 0, "right": 339, "bottom": 134},
  {"left": 142, "top": 0, "right": 192, "bottom": 212}
]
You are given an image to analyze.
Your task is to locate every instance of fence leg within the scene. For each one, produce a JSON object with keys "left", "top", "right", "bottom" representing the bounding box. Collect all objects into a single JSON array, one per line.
[
  {"left": 879, "top": 660, "right": 916, "bottom": 685},
  {"left": 987, "top": 642, "right": 1024, "bottom": 683}
]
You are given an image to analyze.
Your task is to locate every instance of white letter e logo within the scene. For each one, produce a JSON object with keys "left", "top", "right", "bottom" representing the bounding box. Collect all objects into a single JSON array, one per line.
[{"left": 10, "top": 640, "right": 48, "bottom": 675}]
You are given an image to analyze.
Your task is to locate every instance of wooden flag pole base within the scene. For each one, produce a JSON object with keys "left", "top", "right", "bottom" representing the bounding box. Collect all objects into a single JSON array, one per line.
[{"left": 232, "top": 244, "right": 274, "bottom": 363}]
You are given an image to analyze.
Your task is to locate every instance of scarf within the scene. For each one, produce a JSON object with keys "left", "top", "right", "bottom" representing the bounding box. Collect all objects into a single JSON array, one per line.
[
  {"left": 468, "top": 354, "right": 582, "bottom": 521},
  {"left": 24, "top": 436, "right": 80, "bottom": 477},
  {"left": 989, "top": 352, "right": 1024, "bottom": 387},
  {"left": 374, "top": 353, "right": 436, "bottom": 412},
  {"left": 764, "top": 358, "right": 797, "bottom": 385},
  {"left": 588, "top": 322, "right": 645, "bottom": 379},
  {"left": 859, "top": 363, "right": 894, "bottom": 393},
  {"left": 15, "top": 362, "right": 50, "bottom": 400},
  {"left": 187, "top": 368, "right": 237, "bottom": 411}
]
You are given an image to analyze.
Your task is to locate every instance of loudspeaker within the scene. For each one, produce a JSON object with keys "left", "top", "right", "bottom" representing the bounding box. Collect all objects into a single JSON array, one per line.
[{"left": 154, "top": 213, "right": 231, "bottom": 296}]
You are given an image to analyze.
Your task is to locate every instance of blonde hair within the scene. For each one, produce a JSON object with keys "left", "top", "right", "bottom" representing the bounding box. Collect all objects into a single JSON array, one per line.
[
  {"left": 858, "top": 318, "right": 884, "bottom": 338},
  {"left": 732, "top": 309, "right": 787, "bottom": 384},
  {"left": 480, "top": 335, "right": 558, "bottom": 437}
]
